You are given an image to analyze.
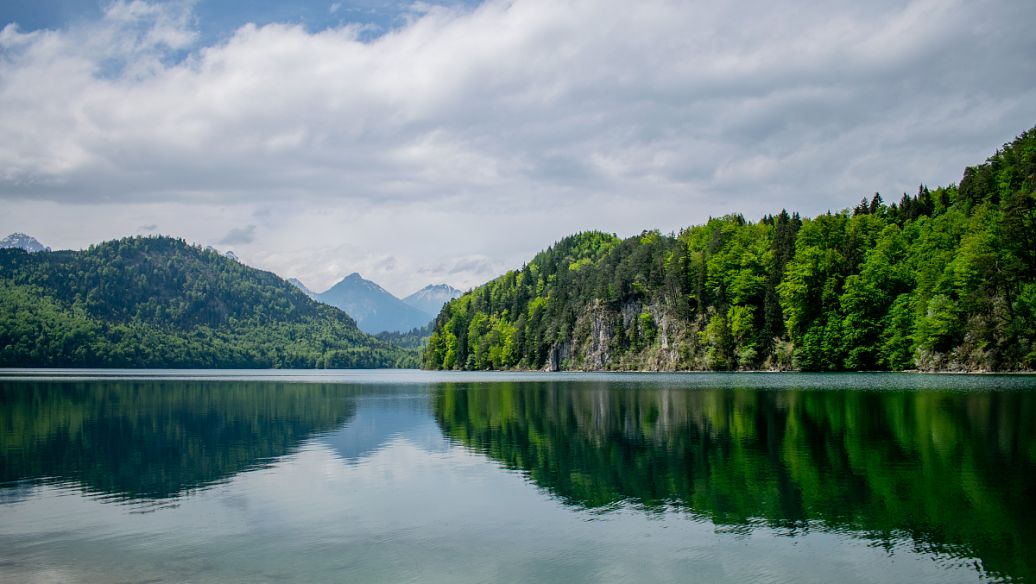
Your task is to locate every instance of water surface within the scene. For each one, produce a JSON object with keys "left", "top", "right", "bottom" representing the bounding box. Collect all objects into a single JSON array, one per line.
[{"left": 1, "top": 370, "right": 1034, "bottom": 583}]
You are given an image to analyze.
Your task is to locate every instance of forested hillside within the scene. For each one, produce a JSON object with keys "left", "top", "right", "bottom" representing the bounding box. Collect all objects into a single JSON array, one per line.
[
  {"left": 425, "top": 128, "right": 1036, "bottom": 371},
  {"left": 0, "top": 237, "right": 414, "bottom": 368}
]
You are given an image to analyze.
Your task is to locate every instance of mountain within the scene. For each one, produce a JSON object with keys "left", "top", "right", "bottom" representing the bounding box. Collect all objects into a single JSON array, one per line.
[
  {"left": 288, "top": 277, "right": 317, "bottom": 299},
  {"left": 403, "top": 283, "right": 462, "bottom": 317},
  {"left": 0, "top": 233, "right": 49, "bottom": 253},
  {"left": 0, "top": 236, "right": 415, "bottom": 368},
  {"left": 425, "top": 126, "right": 1036, "bottom": 372},
  {"left": 316, "top": 273, "right": 433, "bottom": 334}
]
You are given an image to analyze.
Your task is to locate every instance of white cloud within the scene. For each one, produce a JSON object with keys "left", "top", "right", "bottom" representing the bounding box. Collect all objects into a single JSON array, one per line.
[{"left": 1, "top": 0, "right": 1034, "bottom": 295}]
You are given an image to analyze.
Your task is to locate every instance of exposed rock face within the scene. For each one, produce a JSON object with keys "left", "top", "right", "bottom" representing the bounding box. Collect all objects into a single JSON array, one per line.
[
  {"left": 546, "top": 341, "right": 567, "bottom": 372},
  {"left": 586, "top": 308, "right": 612, "bottom": 370},
  {"left": 567, "top": 300, "right": 611, "bottom": 370},
  {"left": 645, "top": 304, "right": 682, "bottom": 370},
  {"left": 561, "top": 299, "right": 695, "bottom": 371}
]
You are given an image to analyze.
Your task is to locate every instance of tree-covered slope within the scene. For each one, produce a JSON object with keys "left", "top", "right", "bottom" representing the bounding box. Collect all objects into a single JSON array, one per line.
[
  {"left": 0, "top": 236, "right": 414, "bottom": 368},
  {"left": 425, "top": 128, "right": 1036, "bottom": 371}
]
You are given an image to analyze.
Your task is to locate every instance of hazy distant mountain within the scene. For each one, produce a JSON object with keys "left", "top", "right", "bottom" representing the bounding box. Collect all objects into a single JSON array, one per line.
[
  {"left": 316, "top": 273, "right": 433, "bottom": 334},
  {"left": 403, "top": 283, "right": 462, "bottom": 317},
  {"left": 0, "top": 233, "right": 49, "bottom": 253},
  {"left": 288, "top": 277, "right": 317, "bottom": 299}
]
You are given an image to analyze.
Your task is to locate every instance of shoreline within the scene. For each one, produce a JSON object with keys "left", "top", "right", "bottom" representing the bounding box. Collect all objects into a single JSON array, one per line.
[{"left": 2, "top": 366, "right": 1034, "bottom": 375}]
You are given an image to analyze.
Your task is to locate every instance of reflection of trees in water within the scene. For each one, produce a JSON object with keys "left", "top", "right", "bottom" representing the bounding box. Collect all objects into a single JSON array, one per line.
[
  {"left": 0, "top": 381, "right": 357, "bottom": 501},
  {"left": 434, "top": 382, "right": 1036, "bottom": 582}
]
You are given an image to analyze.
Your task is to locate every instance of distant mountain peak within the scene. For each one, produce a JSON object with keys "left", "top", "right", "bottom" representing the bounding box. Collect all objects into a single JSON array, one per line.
[
  {"left": 0, "top": 233, "right": 49, "bottom": 253},
  {"left": 316, "top": 273, "right": 434, "bottom": 334},
  {"left": 331, "top": 272, "right": 393, "bottom": 296},
  {"left": 402, "top": 283, "right": 463, "bottom": 317},
  {"left": 288, "top": 278, "right": 317, "bottom": 299},
  {"left": 424, "top": 283, "right": 461, "bottom": 293}
]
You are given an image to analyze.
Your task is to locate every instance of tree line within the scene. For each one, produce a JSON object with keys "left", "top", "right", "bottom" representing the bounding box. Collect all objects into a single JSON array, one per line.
[{"left": 425, "top": 127, "right": 1036, "bottom": 371}]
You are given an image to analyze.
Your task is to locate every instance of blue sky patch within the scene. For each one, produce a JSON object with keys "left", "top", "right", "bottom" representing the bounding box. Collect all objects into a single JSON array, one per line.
[{"left": 1, "top": 0, "right": 481, "bottom": 43}]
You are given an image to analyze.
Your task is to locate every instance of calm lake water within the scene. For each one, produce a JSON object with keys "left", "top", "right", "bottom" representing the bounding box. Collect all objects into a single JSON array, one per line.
[{"left": 1, "top": 370, "right": 1035, "bottom": 583}]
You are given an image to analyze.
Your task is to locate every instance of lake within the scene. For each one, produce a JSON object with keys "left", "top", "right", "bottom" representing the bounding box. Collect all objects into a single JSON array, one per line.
[{"left": 1, "top": 370, "right": 1034, "bottom": 583}]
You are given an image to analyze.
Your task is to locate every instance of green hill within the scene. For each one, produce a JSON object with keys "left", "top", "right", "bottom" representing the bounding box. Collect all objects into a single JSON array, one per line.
[
  {"left": 0, "top": 236, "right": 414, "bottom": 368},
  {"left": 424, "top": 127, "right": 1036, "bottom": 372}
]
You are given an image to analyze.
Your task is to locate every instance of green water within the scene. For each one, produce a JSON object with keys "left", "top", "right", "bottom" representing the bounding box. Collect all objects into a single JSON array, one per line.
[{"left": 1, "top": 370, "right": 1034, "bottom": 583}]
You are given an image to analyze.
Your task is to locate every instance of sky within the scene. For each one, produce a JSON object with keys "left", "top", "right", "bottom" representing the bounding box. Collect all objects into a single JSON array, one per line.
[{"left": 1, "top": 0, "right": 1034, "bottom": 297}]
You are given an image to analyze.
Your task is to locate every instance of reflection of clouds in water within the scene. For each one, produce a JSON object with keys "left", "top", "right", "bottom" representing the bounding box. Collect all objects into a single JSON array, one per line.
[
  {"left": 320, "top": 397, "right": 451, "bottom": 464},
  {"left": 1, "top": 380, "right": 1028, "bottom": 584},
  {"left": 0, "top": 481, "right": 36, "bottom": 506}
]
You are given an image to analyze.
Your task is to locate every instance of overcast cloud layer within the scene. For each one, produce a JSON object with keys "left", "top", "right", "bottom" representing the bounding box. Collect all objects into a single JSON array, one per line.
[{"left": 1, "top": 0, "right": 1034, "bottom": 295}]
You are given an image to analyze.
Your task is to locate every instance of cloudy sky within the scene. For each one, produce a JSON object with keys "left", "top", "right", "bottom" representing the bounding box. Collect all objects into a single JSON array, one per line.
[{"left": 1, "top": 0, "right": 1034, "bottom": 296}]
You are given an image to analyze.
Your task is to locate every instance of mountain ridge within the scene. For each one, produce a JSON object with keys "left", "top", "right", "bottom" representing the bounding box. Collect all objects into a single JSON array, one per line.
[
  {"left": 0, "top": 236, "right": 414, "bottom": 368},
  {"left": 315, "top": 273, "right": 434, "bottom": 334},
  {"left": 288, "top": 277, "right": 317, "bottom": 299}
]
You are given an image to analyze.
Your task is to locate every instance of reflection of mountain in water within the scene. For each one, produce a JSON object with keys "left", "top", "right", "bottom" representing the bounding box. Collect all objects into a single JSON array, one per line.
[
  {"left": 0, "top": 381, "right": 357, "bottom": 501},
  {"left": 321, "top": 397, "right": 449, "bottom": 463},
  {"left": 433, "top": 382, "right": 1036, "bottom": 583}
]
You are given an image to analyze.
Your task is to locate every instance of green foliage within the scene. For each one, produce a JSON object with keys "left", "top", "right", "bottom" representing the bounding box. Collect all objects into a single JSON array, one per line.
[
  {"left": 375, "top": 324, "right": 432, "bottom": 364},
  {"left": 915, "top": 294, "right": 961, "bottom": 353},
  {"left": 426, "top": 127, "right": 1036, "bottom": 371},
  {"left": 0, "top": 237, "right": 415, "bottom": 368},
  {"left": 637, "top": 311, "right": 656, "bottom": 345},
  {"left": 879, "top": 294, "right": 915, "bottom": 370},
  {"left": 699, "top": 311, "right": 733, "bottom": 369}
]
